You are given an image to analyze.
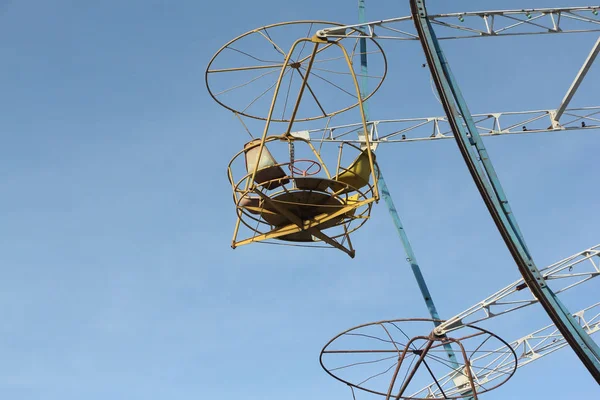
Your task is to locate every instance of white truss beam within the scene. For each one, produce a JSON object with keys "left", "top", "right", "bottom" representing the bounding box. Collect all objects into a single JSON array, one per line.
[
  {"left": 290, "top": 106, "right": 600, "bottom": 144},
  {"left": 437, "top": 244, "right": 600, "bottom": 334},
  {"left": 414, "top": 303, "right": 600, "bottom": 398},
  {"left": 317, "top": 7, "right": 600, "bottom": 41}
]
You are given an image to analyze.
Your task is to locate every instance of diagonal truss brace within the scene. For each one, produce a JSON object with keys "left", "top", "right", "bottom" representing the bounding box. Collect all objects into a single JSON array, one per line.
[
  {"left": 316, "top": 6, "right": 600, "bottom": 41},
  {"left": 290, "top": 106, "right": 600, "bottom": 144},
  {"left": 414, "top": 302, "right": 600, "bottom": 398},
  {"left": 554, "top": 36, "right": 600, "bottom": 126},
  {"left": 438, "top": 244, "right": 600, "bottom": 333}
]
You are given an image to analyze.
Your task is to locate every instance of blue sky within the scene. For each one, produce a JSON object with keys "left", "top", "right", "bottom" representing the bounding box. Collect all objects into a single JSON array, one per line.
[{"left": 0, "top": 0, "right": 598, "bottom": 399}]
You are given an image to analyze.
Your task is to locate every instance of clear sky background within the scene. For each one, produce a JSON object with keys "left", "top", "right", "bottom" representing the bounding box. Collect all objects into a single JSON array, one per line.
[{"left": 0, "top": 0, "right": 599, "bottom": 399}]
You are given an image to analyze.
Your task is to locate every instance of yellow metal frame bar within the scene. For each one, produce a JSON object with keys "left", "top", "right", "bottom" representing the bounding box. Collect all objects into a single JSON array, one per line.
[
  {"left": 326, "top": 39, "right": 379, "bottom": 201},
  {"left": 257, "top": 191, "right": 355, "bottom": 258},
  {"left": 236, "top": 194, "right": 376, "bottom": 258},
  {"left": 247, "top": 38, "right": 314, "bottom": 190},
  {"left": 247, "top": 35, "right": 379, "bottom": 198},
  {"left": 230, "top": 33, "right": 379, "bottom": 254}
]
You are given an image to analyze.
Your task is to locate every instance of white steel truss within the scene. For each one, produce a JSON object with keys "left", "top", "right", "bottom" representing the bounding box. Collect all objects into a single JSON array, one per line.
[
  {"left": 290, "top": 106, "right": 600, "bottom": 144},
  {"left": 437, "top": 244, "right": 600, "bottom": 334},
  {"left": 293, "top": 8, "right": 600, "bottom": 147},
  {"left": 413, "top": 303, "right": 600, "bottom": 398},
  {"left": 317, "top": 6, "right": 600, "bottom": 41}
]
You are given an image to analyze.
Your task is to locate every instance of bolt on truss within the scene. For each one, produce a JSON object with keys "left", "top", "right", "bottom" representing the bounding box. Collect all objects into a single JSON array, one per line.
[
  {"left": 316, "top": 6, "right": 600, "bottom": 41},
  {"left": 414, "top": 303, "right": 600, "bottom": 398},
  {"left": 436, "top": 244, "right": 600, "bottom": 334},
  {"left": 290, "top": 106, "right": 600, "bottom": 144}
]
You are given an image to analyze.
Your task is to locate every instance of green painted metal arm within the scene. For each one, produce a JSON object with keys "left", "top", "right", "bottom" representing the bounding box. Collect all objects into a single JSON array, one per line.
[{"left": 358, "top": 0, "right": 459, "bottom": 368}]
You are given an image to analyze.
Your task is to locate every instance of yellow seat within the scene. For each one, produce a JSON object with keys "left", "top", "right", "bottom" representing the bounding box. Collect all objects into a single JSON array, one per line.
[{"left": 333, "top": 150, "right": 376, "bottom": 192}]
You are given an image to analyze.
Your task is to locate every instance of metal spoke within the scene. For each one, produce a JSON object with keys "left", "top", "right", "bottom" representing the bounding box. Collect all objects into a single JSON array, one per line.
[
  {"left": 213, "top": 68, "right": 281, "bottom": 96},
  {"left": 208, "top": 63, "right": 284, "bottom": 73},
  {"left": 241, "top": 67, "right": 292, "bottom": 113},
  {"left": 225, "top": 46, "right": 283, "bottom": 64},
  {"left": 300, "top": 66, "right": 358, "bottom": 98},
  {"left": 257, "top": 28, "right": 287, "bottom": 56}
]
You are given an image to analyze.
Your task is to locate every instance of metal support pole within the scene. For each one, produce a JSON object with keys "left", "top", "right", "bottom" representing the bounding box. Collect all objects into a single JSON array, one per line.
[
  {"left": 359, "top": 0, "right": 369, "bottom": 120},
  {"left": 358, "top": 0, "right": 459, "bottom": 368},
  {"left": 410, "top": 0, "right": 600, "bottom": 383}
]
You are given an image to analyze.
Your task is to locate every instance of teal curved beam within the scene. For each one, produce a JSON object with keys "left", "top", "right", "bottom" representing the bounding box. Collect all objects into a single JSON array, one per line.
[{"left": 409, "top": 0, "right": 600, "bottom": 383}]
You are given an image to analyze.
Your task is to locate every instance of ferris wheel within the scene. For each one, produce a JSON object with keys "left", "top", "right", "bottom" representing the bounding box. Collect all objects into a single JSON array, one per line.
[{"left": 206, "top": 1, "right": 600, "bottom": 398}]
